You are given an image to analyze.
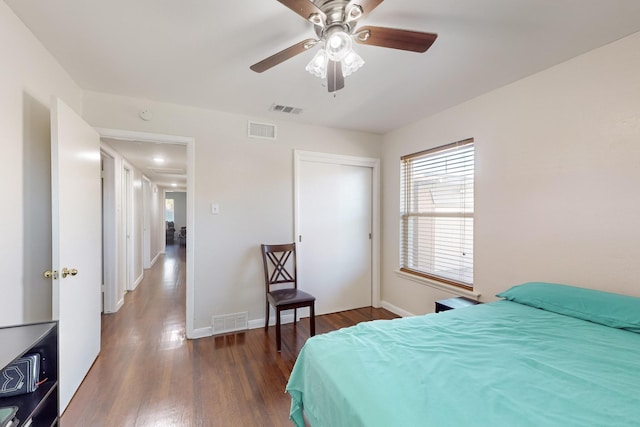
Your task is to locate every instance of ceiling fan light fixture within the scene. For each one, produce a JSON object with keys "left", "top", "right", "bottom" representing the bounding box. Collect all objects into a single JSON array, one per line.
[
  {"left": 342, "top": 50, "right": 365, "bottom": 77},
  {"left": 308, "top": 13, "right": 324, "bottom": 27},
  {"left": 326, "top": 30, "right": 352, "bottom": 61},
  {"left": 346, "top": 5, "right": 363, "bottom": 22},
  {"left": 354, "top": 29, "right": 371, "bottom": 42},
  {"left": 305, "top": 48, "right": 329, "bottom": 79},
  {"left": 250, "top": 0, "right": 439, "bottom": 93}
]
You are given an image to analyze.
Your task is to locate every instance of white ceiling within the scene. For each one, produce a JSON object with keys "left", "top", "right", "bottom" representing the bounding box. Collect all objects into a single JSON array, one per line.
[
  {"left": 7, "top": 0, "right": 640, "bottom": 135},
  {"left": 102, "top": 138, "right": 187, "bottom": 190}
]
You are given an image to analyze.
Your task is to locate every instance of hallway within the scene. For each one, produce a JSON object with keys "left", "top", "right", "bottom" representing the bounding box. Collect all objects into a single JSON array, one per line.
[
  {"left": 62, "top": 243, "right": 195, "bottom": 425},
  {"left": 61, "top": 244, "right": 396, "bottom": 426}
]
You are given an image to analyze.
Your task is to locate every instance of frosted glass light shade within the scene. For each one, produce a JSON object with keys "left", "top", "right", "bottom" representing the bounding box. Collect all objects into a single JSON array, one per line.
[
  {"left": 342, "top": 50, "right": 365, "bottom": 77},
  {"left": 326, "top": 31, "right": 352, "bottom": 61},
  {"left": 305, "top": 49, "right": 329, "bottom": 79}
]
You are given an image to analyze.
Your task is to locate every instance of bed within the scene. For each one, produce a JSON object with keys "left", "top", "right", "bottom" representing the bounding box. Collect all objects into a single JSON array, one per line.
[{"left": 286, "top": 282, "right": 640, "bottom": 426}]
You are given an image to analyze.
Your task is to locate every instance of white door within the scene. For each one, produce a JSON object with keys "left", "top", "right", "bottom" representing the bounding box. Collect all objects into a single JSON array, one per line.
[
  {"left": 298, "top": 161, "right": 373, "bottom": 315},
  {"left": 51, "top": 97, "right": 102, "bottom": 412},
  {"left": 123, "top": 167, "right": 134, "bottom": 290},
  {"left": 142, "top": 178, "right": 151, "bottom": 269}
]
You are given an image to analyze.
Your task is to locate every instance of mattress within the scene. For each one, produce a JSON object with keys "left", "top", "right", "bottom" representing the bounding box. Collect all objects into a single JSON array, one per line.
[{"left": 286, "top": 299, "right": 640, "bottom": 426}]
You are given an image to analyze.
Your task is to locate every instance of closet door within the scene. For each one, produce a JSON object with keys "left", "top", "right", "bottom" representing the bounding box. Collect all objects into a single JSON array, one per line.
[{"left": 297, "top": 159, "right": 372, "bottom": 315}]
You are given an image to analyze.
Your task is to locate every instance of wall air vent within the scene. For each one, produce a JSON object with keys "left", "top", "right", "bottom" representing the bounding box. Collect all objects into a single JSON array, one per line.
[
  {"left": 248, "top": 121, "right": 277, "bottom": 140},
  {"left": 269, "top": 104, "right": 303, "bottom": 115}
]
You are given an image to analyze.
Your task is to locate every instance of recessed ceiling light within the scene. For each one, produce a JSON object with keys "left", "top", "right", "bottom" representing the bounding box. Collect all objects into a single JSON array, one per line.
[
  {"left": 171, "top": 183, "right": 177, "bottom": 187},
  {"left": 153, "top": 157, "right": 165, "bottom": 164}
]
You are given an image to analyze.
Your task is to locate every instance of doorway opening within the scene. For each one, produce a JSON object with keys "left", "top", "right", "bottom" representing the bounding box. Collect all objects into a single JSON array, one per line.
[{"left": 96, "top": 128, "right": 196, "bottom": 338}]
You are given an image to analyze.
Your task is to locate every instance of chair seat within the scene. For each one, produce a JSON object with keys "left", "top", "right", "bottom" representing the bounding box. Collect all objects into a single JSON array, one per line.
[{"left": 268, "top": 288, "right": 315, "bottom": 308}]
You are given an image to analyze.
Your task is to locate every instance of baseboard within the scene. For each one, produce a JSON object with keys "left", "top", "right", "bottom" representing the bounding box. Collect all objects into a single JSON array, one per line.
[
  {"left": 247, "top": 313, "right": 296, "bottom": 330},
  {"left": 130, "top": 273, "right": 144, "bottom": 291},
  {"left": 150, "top": 251, "right": 161, "bottom": 267},
  {"left": 380, "top": 300, "right": 415, "bottom": 317},
  {"left": 189, "top": 326, "right": 213, "bottom": 339}
]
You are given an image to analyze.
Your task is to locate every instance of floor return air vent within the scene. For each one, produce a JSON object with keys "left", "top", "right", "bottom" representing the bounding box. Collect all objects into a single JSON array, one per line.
[{"left": 212, "top": 312, "right": 249, "bottom": 335}]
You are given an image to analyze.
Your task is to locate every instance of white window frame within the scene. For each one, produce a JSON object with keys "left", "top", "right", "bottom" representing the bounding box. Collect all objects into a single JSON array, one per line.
[{"left": 400, "top": 138, "right": 474, "bottom": 290}]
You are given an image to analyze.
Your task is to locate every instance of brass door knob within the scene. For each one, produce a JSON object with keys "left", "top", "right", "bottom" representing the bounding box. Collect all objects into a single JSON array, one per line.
[
  {"left": 43, "top": 270, "right": 58, "bottom": 279},
  {"left": 61, "top": 267, "right": 79, "bottom": 278}
]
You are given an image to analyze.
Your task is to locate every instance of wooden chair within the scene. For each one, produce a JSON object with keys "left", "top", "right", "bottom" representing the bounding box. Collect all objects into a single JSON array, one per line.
[{"left": 261, "top": 243, "right": 315, "bottom": 351}]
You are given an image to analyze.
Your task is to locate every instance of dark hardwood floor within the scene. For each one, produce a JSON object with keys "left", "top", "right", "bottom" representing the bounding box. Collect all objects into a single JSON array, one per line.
[{"left": 62, "top": 244, "right": 397, "bottom": 426}]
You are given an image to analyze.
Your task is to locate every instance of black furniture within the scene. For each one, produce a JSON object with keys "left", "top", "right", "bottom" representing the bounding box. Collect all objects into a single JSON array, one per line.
[
  {"left": 435, "top": 297, "right": 480, "bottom": 313},
  {"left": 179, "top": 227, "right": 186, "bottom": 247},
  {"left": 166, "top": 221, "right": 176, "bottom": 244},
  {"left": 0, "top": 321, "right": 59, "bottom": 426},
  {"left": 261, "top": 243, "right": 315, "bottom": 351}
]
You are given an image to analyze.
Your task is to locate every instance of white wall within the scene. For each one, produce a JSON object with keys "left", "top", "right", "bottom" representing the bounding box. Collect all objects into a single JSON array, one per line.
[
  {"left": 142, "top": 176, "right": 164, "bottom": 265},
  {"left": 150, "top": 182, "right": 163, "bottom": 261},
  {"left": 381, "top": 32, "right": 640, "bottom": 315},
  {"left": 0, "top": 2, "right": 83, "bottom": 326},
  {"left": 82, "top": 92, "right": 383, "bottom": 332}
]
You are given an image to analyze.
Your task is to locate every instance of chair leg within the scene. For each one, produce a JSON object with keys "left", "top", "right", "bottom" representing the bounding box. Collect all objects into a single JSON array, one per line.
[
  {"left": 294, "top": 308, "right": 297, "bottom": 324},
  {"left": 310, "top": 303, "right": 315, "bottom": 337},
  {"left": 276, "top": 308, "right": 282, "bottom": 352},
  {"left": 264, "top": 301, "right": 269, "bottom": 331}
]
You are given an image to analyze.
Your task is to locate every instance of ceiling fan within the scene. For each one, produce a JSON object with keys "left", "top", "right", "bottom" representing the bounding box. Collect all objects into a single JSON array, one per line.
[{"left": 250, "top": 0, "right": 438, "bottom": 93}]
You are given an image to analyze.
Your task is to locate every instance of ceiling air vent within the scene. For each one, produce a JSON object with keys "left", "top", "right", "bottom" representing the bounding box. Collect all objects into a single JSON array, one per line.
[
  {"left": 248, "top": 121, "right": 276, "bottom": 140},
  {"left": 269, "top": 104, "right": 303, "bottom": 115}
]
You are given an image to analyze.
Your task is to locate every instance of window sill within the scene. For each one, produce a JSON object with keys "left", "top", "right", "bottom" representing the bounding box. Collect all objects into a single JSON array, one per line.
[{"left": 394, "top": 269, "right": 481, "bottom": 300}]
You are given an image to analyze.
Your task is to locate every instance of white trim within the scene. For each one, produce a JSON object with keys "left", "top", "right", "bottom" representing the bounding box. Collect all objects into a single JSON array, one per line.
[
  {"left": 380, "top": 300, "right": 416, "bottom": 318},
  {"left": 114, "top": 298, "right": 124, "bottom": 312},
  {"left": 131, "top": 272, "right": 144, "bottom": 290},
  {"left": 190, "top": 326, "right": 213, "bottom": 339},
  {"left": 247, "top": 313, "right": 296, "bottom": 330},
  {"left": 96, "top": 128, "right": 193, "bottom": 145},
  {"left": 142, "top": 176, "right": 152, "bottom": 269},
  {"left": 150, "top": 251, "right": 161, "bottom": 267},
  {"left": 96, "top": 128, "right": 197, "bottom": 339},
  {"left": 183, "top": 135, "right": 199, "bottom": 338},
  {"left": 394, "top": 269, "right": 481, "bottom": 299},
  {"left": 191, "top": 313, "right": 300, "bottom": 339},
  {"left": 122, "top": 163, "right": 135, "bottom": 291},
  {"left": 100, "top": 149, "right": 118, "bottom": 314},
  {"left": 293, "top": 150, "right": 381, "bottom": 308}
]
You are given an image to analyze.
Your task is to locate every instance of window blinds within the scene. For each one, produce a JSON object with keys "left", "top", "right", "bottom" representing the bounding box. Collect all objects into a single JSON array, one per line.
[{"left": 400, "top": 139, "right": 474, "bottom": 289}]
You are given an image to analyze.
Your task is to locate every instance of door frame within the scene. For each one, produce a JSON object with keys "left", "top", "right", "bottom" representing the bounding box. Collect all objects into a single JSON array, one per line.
[
  {"left": 95, "top": 128, "right": 197, "bottom": 338},
  {"left": 142, "top": 176, "right": 152, "bottom": 269},
  {"left": 100, "top": 148, "right": 122, "bottom": 313},
  {"left": 293, "top": 150, "right": 381, "bottom": 308},
  {"left": 122, "top": 164, "right": 134, "bottom": 291}
]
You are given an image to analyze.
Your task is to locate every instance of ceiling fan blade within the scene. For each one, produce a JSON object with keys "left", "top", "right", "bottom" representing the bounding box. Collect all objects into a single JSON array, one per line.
[
  {"left": 250, "top": 39, "right": 317, "bottom": 73},
  {"left": 327, "top": 60, "right": 345, "bottom": 93},
  {"left": 345, "top": 0, "right": 384, "bottom": 21},
  {"left": 354, "top": 26, "right": 437, "bottom": 53},
  {"left": 277, "top": 0, "right": 326, "bottom": 25}
]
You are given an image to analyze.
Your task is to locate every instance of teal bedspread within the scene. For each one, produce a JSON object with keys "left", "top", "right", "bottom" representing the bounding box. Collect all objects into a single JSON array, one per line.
[{"left": 286, "top": 301, "right": 640, "bottom": 426}]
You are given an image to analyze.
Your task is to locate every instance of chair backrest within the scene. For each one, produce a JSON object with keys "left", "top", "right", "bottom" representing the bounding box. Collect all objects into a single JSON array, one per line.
[{"left": 261, "top": 243, "right": 297, "bottom": 292}]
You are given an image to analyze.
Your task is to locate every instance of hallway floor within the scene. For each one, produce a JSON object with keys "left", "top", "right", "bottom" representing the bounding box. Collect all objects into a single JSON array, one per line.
[{"left": 61, "top": 244, "right": 396, "bottom": 426}]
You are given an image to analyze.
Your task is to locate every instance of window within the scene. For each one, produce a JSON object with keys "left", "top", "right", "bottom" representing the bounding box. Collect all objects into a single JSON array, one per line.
[
  {"left": 400, "top": 139, "right": 474, "bottom": 289},
  {"left": 165, "top": 198, "right": 175, "bottom": 222}
]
